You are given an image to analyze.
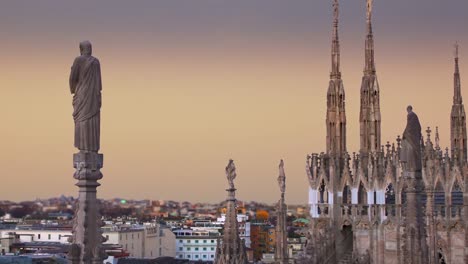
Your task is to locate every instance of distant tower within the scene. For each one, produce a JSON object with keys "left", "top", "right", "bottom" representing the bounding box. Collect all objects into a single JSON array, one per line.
[
  {"left": 451, "top": 43, "right": 467, "bottom": 164},
  {"left": 326, "top": 0, "right": 347, "bottom": 157},
  {"left": 275, "top": 160, "right": 288, "bottom": 264},
  {"left": 215, "top": 160, "right": 248, "bottom": 264},
  {"left": 359, "top": 0, "right": 381, "bottom": 156}
]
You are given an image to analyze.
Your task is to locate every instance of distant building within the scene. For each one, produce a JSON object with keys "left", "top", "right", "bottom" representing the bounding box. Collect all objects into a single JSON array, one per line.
[
  {"left": 250, "top": 220, "right": 275, "bottom": 261},
  {"left": 173, "top": 229, "right": 220, "bottom": 262},
  {"left": 0, "top": 223, "right": 175, "bottom": 259}
]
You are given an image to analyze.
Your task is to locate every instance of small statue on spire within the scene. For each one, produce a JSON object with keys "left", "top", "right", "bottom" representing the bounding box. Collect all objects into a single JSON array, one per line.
[
  {"left": 367, "top": 0, "right": 374, "bottom": 21},
  {"left": 278, "top": 160, "right": 286, "bottom": 194},
  {"left": 333, "top": 0, "right": 339, "bottom": 21},
  {"left": 225, "top": 159, "right": 237, "bottom": 189}
]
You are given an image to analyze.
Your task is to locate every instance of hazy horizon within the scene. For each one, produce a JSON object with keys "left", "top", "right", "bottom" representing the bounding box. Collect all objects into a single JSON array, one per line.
[{"left": 1, "top": 0, "right": 467, "bottom": 204}]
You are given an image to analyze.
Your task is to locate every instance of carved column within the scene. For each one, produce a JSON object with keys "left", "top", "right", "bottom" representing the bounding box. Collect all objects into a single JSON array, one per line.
[{"left": 68, "top": 151, "right": 106, "bottom": 264}]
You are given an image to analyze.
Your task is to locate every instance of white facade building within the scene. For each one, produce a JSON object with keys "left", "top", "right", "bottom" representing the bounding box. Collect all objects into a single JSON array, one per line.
[
  {"left": 0, "top": 223, "right": 175, "bottom": 259},
  {"left": 173, "top": 229, "right": 220, "bottom": 262}
]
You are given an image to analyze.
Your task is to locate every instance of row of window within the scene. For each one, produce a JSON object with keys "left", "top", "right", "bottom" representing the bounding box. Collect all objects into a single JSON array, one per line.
[
  {"left": 178, "top": 254, "right": 215, "bottom": 260},
  {"left": 119, "top": 233, "right": 141, "bottom": 240},
  {"left": 178, "top": 239, "right": 215, "bottom": 244},
  {"left": 178, "top": 247, "right": 215, "bottom": 251},
  {"left": 35, "top": 234, "right": 63, "bottom": 240}
]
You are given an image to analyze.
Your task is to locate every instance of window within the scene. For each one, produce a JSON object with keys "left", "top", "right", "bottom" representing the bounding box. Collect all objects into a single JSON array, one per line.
[
  {"left": 187, "top": 240, "right": 191, "bottom": 243},
  {"left": 211, "top": 247, "right": 215, "bottom": 251},
  {"left": 187, "top": 248, "right": 191, "bottom": 251},
  {"left": 203, "top": 240, "right": 207, "bottom": 243},
  {"left": 211, "top": 255, "right": 214, "bottom": 258},
  {"left": 179, "top": 240, "right": 183, "bottom": 243},
  {"left": 203, "top": 247, "right": 207, "bottom": 251},
  {"left": 195, "top": 255, "right": 199, "bottom": 259},
  {"left": 179, "top": 247, "right": 183, "bottom": 251},
  {"left": 211, "top": 240, "right": 214, "bottom": 243},
  {"left": 203, "top": 255, "right": 207, "bottom": 258},
  {"left": 38, "top": 234, "right": 41, "bottom": 239},
  {"left": 48, "top": 234, "right": 51, "bottom": 240},
  {"left": 59, "top": 235, "right": 62, "bottom": 240},
  {"left": 179, "top": 255, "right": 183, "bottom": 258},
  {"left": 195, "top": 248, "right": 199, "bottom": 251},
  {"left": 195, "top": 240, "right": 199, "bottom": 243}
]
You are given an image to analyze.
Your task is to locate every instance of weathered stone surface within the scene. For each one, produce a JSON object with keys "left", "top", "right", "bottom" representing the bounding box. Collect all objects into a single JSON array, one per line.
[{"left": 70, "top": 40, "right": 102, "bottom": 152}]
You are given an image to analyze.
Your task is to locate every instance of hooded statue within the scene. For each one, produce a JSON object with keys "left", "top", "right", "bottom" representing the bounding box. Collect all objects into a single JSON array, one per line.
[
  {"left": 401, "top": 105, "right": 422, "bottom": 171},
  {"left": 69, "top": 41, "right": 102, "bottom": 152}
]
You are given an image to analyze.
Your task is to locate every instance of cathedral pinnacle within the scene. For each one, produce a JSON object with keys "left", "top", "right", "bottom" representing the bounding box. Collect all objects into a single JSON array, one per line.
[
  {"left": 330, "top": 0, "right": 341, "bottom": 79},
  {"left": 364, "top": 0, "right": 376, "bottom": 75},
  {"left": 454, "top": 42, "right": 462, "bottom": 104}
]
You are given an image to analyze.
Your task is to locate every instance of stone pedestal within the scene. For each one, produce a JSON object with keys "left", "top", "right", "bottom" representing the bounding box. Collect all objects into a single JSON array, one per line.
[
  {"left": 68, "top": 151, "right": 106, "bottom": 264},
  {"left": 275, "top": 196, "right": 288, "bottom": 264},
  {"left": 402, "top": 171, "right": 428, "bottom": 264}
]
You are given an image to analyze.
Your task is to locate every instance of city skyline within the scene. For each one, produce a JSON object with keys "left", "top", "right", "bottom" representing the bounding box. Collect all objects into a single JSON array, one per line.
[{"left": 1, "top": 0, "right": 468, "bottom": 204}]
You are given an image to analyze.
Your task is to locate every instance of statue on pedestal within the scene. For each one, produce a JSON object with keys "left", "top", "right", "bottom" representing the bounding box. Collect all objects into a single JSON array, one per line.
[
  {"left": 68, "top": 41, "right": 105, "bottom": 264},
  {"left": 70, "top": 40, "right": 102, "bottom": 152}
]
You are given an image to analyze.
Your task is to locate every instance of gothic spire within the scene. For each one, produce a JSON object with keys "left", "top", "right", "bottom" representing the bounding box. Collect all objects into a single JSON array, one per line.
[
  {"left": 450, "top": 43, "right": 467, "bottom": 164},
  {"left": 214, "top": 160, "right": 248, "bottom": 264},
  {"left": 359, "top": 0, "right": 381, "bottom": 156},
  {"left": 364, "top": 0, "right": 376, "bottom": 75},
  {"left": 331, "top": 0, "right": 341, "bottom": 79},
  {"left": 454, "top": 42, "right": 462, "bottom": 104}
]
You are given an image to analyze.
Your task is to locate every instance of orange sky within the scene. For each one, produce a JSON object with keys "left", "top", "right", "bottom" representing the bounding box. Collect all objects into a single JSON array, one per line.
[{"left": 0, "top": 0, "right": 467, "bottom": 203}]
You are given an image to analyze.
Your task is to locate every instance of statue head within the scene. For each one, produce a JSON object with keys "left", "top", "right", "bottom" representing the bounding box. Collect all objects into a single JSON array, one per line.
[
  {"left": 407, "top": 105, "right": 413, "bottom": 114},
  {"left": 80, "top": 41, "right": 92, "bottom": 56}
]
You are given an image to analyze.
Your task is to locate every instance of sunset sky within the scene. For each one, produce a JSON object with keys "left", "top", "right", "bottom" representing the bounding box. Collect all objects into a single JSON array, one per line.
[{"left": 1, "top": 0, "right": 467, "bottom": 204}]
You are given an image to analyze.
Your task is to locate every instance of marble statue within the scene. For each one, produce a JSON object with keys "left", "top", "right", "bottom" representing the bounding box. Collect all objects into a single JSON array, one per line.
[
  {"left": 226, "top": 159, "right": 236, "bottom": 189},
  {"left": 401, "top": 105, "right": 422, "bottom": 171},
  {"left": 69, "top": 41, "right": 102, "bottom": 152},
  {"left": 278, "top": 159, "right": 286, "bottom": 194}
]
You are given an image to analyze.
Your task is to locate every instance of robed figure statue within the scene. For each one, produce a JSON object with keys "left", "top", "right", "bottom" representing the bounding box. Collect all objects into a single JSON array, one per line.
[
  {"left": 401, "top": 105, "right": 422, "bottom": 171},
  {"left": 69, "top": 41, "right": 102, "bottom": 152}
]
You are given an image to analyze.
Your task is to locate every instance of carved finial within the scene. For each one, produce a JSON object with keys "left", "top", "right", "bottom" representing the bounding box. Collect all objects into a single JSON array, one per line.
[
  {"left": 396, "top": 135, "right": 402, "bottom": 149},
  {"left": 435, "top": 126, "right": 440, "bottom": 150},
  {"left": 426, "top": 127, "right": 432, "bottom": 144},
  {"left": 385, "top": 141, "right": 391, "bottom": 154}
]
